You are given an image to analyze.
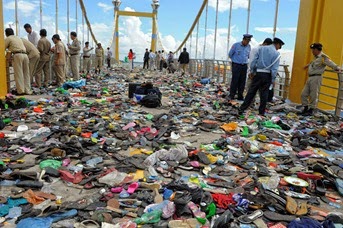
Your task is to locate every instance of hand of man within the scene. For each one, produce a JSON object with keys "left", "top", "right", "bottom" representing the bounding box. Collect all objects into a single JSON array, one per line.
[
  {"left": 304, "top": 65, "right": 309, "bottom": 69},
  {"left": 248, "top": 73, "right": 254, "bottom": 79}
]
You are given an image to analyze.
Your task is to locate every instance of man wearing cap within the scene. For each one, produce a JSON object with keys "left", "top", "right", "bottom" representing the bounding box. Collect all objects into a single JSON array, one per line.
[
  {"left": 239, "top": 37, "right": 284, "bottom": 116},
  {"left": 83, "top": 42, "right": 93, "bottom": 74},
  {"left": 300, "top": 43, "right": 341, "bottom": 115},
  {"left": 52, "top": 34, "right": 66, "bottom": 86},
  {"left": 228, "top": 34, "right": 253, "bottom": 100},
  {"left": 95, "top": 43, "right": 104, "bottom": 74},
  {"left": 67, "top": 32, "right": 81, "bottom": 80},
  {"left": 4, "top": 28, "right": 31, "bottom": 95}
]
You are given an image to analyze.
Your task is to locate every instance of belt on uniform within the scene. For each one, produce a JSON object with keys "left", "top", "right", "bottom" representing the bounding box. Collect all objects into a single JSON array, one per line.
[
  {"left": 83, "top": 56, "right": 90, "bottom": 58},
  {"left": 70, "top": 53, "right": 79, "bottom": 56},
  {"left": 232, "top": 62, "right": 247, "bottom": 66},
  {"left": 309, "top": 74, "right": 321, "bottom": 77},
  {"left": 256, "top": 69, "right": 271, "bottom": 73},
  {"left": 12, "top": 51, "right": 26, "bottom": 55}
]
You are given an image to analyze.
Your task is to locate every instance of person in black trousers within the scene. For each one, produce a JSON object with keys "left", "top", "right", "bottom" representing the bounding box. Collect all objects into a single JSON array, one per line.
[{"left": 143, "top": 48, "right": 149, "bottom": 69}]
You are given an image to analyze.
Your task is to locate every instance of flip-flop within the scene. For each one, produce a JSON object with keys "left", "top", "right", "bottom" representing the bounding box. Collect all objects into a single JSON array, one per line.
[
  {"left": 238, "top": 209, "right": 263, "bottom": 224},
  {"left": 296, "top": 202, "right": 308, "bottom": 216},
  {"left": 286, "top": 196, "right": 298, "bottom": 215},
  {"left": 263, "top": 211, "right": 296, "bottom": 222},
  {"left": 110, "top": 187, "right": 123, "bottom": 193},
  {"left": 127, "top": 182, "right": 139, "bottom": 194},
  {"left": 74, "top": 219, "right": 100, "bottom": 228},
  {"left": 119, "top": 189, "right": 130, "bottom": 198},
  {"left": 335, "top": 178, "right": 343, "bottom": 196}
]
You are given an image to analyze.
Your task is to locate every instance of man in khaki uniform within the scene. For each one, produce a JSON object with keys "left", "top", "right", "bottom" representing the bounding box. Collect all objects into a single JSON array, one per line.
[
  {"left": 83, "top": 41, "right": 93, "bottom": 74},
  {"left": 67, "top": 32, "right": 81, "bottom": 80},
  {"left": 4, "top": 28, "right": 31, "bottom": 95},
  {"left": 21, "top": 38, "right": 40, "bottom": 87},
  {"left": 36, "top": 29, "right": 51, "bottom": 87},
  {"left": 301, "top": 43, "right": 341, "bottom": 115},
  {"left": 52, "top": 34, "right": 66, "bottom": 87},
  {"left": 95, "top": 43, "right": 104, "bottom": 74}
]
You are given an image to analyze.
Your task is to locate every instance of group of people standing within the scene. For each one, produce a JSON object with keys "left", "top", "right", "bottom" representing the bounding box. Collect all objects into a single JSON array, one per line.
[
  {"left": 134, "top": 47, "right": 189, "bottom": 75},
  {"left": 228, "top": 33, "right": 341, "bottom": 116},
  {"left": 4, "top": 23, "right": 113, "bottom": 95}
]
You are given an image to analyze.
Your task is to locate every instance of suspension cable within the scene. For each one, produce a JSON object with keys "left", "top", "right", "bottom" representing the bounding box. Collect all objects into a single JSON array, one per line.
[
  {"left": 174, "top": 0, "right": 208, "bottom": 53},
  {"left": 78, "top": 0, "right": 98, "bottom": 44}
]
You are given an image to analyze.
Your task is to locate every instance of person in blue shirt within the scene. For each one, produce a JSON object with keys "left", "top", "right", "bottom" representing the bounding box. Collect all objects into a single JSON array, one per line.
[
  {"left": 228, "top": 34, "right": 253, "bottom": 100},
  {"left": 239, "top": 37, "right": 284, "bottom": 116}
]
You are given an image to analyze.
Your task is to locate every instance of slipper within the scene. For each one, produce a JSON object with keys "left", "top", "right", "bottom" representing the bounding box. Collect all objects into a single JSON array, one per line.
[
  {"left": 127, "top": 182, "right": 139, "bottom": 194},
  {"left": 110, "top": 187, "right": 123, "bottom": 193},
  {"left": 119, "top": 189, "right": 129, "bottom": 198},
  {"left": 263, "top": 211, "right": 296, "bottom": 222},
  {"left": 74, "top": 219, "right": 100, "bottom": 228},
  {"left": 335, "top": 178, "right": 343, "bottom": 196},
  {"left": 296, "top": 202, "right": 308, "bottom": 216},
  {"left": 238, "top": 209, "right": 263, "bottom": 224},
  {"left": 286, "top": 196, "right": 297, "bottom": 215},
  {"left": 315, "top": 180, "right": 326, "bottom": 196},
  {"left": 253, "top": 218, "right": 268, "bottom": 228},
  {"left": 212, "top": 209, "right": 234, "bottom": 227}
]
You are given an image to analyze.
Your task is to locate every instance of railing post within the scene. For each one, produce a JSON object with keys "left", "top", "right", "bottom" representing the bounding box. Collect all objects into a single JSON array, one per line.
[
  {"left": 335, "top": 72, "right": 343, "bottom": 117},
  {"left": 223, "top": 61, "right": 227, "bottom": 84},
  {"left": 6, "top": 60, "right": 11, "bottom": 93},
  {"left": 283, "top": 65, "right": 290, "bottom": 99}
]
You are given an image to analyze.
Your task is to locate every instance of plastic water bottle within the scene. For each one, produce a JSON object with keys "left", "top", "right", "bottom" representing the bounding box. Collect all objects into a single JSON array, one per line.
[
  {"left": 146, "top": 200, "right": 169, "bottom": 212},
  {"left": 86, "top": 157, "right": 103, "bottom": 167}
]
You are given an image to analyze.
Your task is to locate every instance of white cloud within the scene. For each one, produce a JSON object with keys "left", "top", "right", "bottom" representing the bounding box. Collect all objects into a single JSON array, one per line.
[
  {"left": 208, "top": 0, "right": 249, "bottom": 12},
  {"left": 254, "top": 27, "right": 297, "bottom": 34},
  {"left": 97, "top": 2, "right": 113, "bottom": 12},
  {"left": 4, "top": 0, "right": 39, "bottom": 16}
]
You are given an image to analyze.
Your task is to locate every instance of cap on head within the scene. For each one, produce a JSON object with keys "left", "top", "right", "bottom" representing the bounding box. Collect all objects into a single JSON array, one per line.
[
  {"left": 310, "top": 43, "right": 322, "bottom": 51},
  {"left": 97, "top": 43, "right": 101, "bottom": 46},
  {"left": 243, "top": 34, "right": 253, "bottom": 40},
  {"left": 273, "top": 37, "right": 285, "bottom": 46},
  {"left": 52, "top": 34, "right": 60, "bottom": 40},
  {"left": 262, "top": 38, "right": 273, "bottom": 45}
]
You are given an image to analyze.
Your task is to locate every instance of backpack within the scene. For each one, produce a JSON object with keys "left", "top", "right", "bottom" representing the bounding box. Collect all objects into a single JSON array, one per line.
[
  {"left": 140, "top": 94, "right": 161, "bottom": 108},
  {"left": 146, "top": 87, "right": 162, "bottom": 99}
]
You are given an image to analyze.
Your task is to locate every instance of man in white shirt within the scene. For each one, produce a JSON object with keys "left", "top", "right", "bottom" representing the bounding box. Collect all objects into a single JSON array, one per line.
[
  {"left": 106, "top": 47, "right": 113, "bottom": 69},
  {"left": 24, "top": 23, "right": 39, "bottom": 47},
  {"left": 149, "top": 49, "right": 156, "bottom": 70}
]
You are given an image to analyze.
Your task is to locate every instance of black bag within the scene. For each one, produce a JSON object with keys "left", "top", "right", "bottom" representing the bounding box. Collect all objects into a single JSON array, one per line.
[
  {"left": 140, "top": 94, "right": 161, "bottom": 108},
  {"left": 128, "top": 83, "right": 141, "bottom": 98},
  {"left": 134, "top": 86, "right": 147, "bottom": 95},
  {"left": 146, "top": 87, "right": 162, "bottom": 99}
]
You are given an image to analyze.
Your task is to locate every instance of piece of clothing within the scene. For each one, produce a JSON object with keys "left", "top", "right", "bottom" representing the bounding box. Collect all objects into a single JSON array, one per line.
[
  {"left": 149, "top": 58, "right": 155, "bottom": 70},
  {"left": 83, "top": 57, "right": 91, "bottom": 72},
  {"left": 21, "top": 38, "right": 40, "bottom": 59},
  {"left": 54, "top": 41, "right": 66, "bottom": 66},
  {"left": 68, "top": 38, "right": 81, "bottom": 55},
  {"left": 178, "top": 51, "right": 189, "bottom": 64},
  {"left": 128, "top": 51, "right": 134, "bottom": 60},
  {"left": 29, "top": 55, "right": 40, "bottom": 84},
  {"left": 70, "top": 55, "right": 80, "bottom": 80},
  {"left": 107, "top": 50, "right": 113, "bottom": 59},
  {"left": 129, "top": 59, "right": 134, "bottom": 70},
  {"left": 179, "top": 63, "right": 188, "bottom": 74},
  {"left": 27, "top": 30, "right": 39, "bottom": 47},
  {"left": 144, "top": 51, "right": 150, "bottom": 60},
  {"left": 5, "top": 35, "right": 26, "bottom": 53},
  {"left": 301, "top": 75, "right": 322, "bottom": 108},
  {"left": 229, "top": 41, "right": 251, "bottom": 65},
  {"left": 95, "top": 47, "right": 104, "bottom": 58},
  {"left": 143, "top": 59, "right": 149, "bottom": 69},
  {"left": 107, "top": 57, "right": 111, "bottom": 69},
  {"left": 13, "top": 53, "right": 31, "bottom": 94},
  {"left": 83, "top": 46, "right": 93, "bottom": 57},
  {"left": 96, "top": 57, "right": 103, "bottom": 69},
  {"left": 229, "top": 63, "right": 248, "bottom": 100},
  {"left": 37, "top": 37, "right": 51, "bottom": 61},
  {"left": 308, "top": 52, "right": 338, "bottom": 76},
  {"left": 248, "top": 46, "right": 260, "bottom": 74},
  {"left": 149, "top": 52, "right": 156, "bottom": 60},
  {"left": 250, "top": 44, "right": 280, "bottom": 82},
  {"left": 240, "top": 72, "right": 272, "bottom": 115},
  {"left": 53, "top": 64, "right": 65, "bottom": 86},
  {"left": 35, "top": 60, "right": 50, "bottom": 87}
]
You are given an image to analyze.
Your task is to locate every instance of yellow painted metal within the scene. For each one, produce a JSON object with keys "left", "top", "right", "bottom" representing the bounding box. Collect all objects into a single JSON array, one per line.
[
  {"left": 115, "top": 14, "right": 119, "bottom": 62},
  {"left": 151, "top": 14, "right": 157, "bottom": 52},
  {"left": 0, "top": 1, "right": 8, "bottom": 97},
  {"left": 290, "top": 0, "right": 343, "bottom": 110},
  {"left": 117, "top": 11, "right": 154, "bottom": 18}
]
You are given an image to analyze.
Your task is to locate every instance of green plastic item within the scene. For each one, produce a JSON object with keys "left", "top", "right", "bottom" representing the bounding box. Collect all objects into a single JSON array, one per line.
[
  {"left": 134, "top": 210, "right": 162, "bottom": 225},
  {"left": 145, "top": 114, "right": 154, "bottom": 120},
  {"left": 80, "top": 100, "right": 92, "bottom": 105},
  {"left": 124, "top": 56, "right": 128, "bottom": 63},
  {"left": 3, "top": 118, "right": 11, "bottom": 124},
  {"left": 206, "top": 203, "right": 216, "bottom": 219},
  {"left": 196, "top": 217, "right": 207, "bottom": 225},
  {"left": 0, "top": 160, "right": 5, "bottom": 166},
  {"left": 241, "top": 126, "right": 249, "bottom": 137},
  {"left": 39, "top": 159, "right": 62, "bottom": 170},
  {"left": 262, "top": 120, "right": 282, "bottom": 129}
]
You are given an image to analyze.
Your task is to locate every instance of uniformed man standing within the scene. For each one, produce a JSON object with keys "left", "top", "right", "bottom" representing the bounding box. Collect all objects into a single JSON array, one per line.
[
  {"left": 36, "top": 29, "right": 51, "bottom": 88},
  {"left": 67, "top": 32, "right": 81, "bottom": 80},
  {"left": 51, "top": 34, "right": 66, "bottom": 87},
  {"left": 300, "top": 43, "right": 341, "bottom": 115},
  {"left": 228, "top": 34, "right": 253, "bottom": 100},
  {"left": 95, "top": 43, "right": 104, "bottom": 74},
  {"left": 239, "top": 38, "right": 284, "bottom": 116},
  {"left": 4, "top": 28, "right": 31, "bottom": 95},
  {"left": 21, "top": 38, "right": 40, "bottom": 88},
  {"left": 83, "top": 42, "right": 93, "bottom": 74},
  {"left": 24, "top": 23, "right": 39, "bottom": 47}
]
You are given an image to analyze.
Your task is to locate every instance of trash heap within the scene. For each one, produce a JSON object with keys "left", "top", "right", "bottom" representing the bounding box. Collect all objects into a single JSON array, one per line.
[{"left": 0, "top": 67, "right": 342, "bottom": 228}]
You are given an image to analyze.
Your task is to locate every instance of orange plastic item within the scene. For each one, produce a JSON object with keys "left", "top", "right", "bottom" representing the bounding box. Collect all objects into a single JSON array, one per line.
[
  {"left": 23, "top": 189, "right": 45, "bottom": 205},
  {"left": 268, "top": 162, "right": 278, "bottom": 168},
  {"left": 81, "top": 132, "right": 92, "bottom": 138},
  {"left": 221, "top": 122, "right": 238, "bottom": 132},
  {"left": 33, "top": 107, "right": 44, "bottom": 113},
  {"left": 270, "top": 141, "right": 283, "bottom": 146}
]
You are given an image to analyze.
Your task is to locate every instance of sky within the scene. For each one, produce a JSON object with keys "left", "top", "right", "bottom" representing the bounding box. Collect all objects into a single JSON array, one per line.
[{"left": 3, "top": 0, "right": 300, "bottom": 64}]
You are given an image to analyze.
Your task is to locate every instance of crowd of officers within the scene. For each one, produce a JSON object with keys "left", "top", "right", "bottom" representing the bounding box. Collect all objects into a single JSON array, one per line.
[{"left": 4, "top": 24, "right": 105, "bottom": 95}]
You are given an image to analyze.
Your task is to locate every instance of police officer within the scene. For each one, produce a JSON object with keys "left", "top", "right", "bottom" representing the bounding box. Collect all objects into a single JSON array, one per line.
[
  {"left": 300, "top": 43, "right": 341, "bottom": 115},
  {"left": 67, "top": 32, "right": 81, "bottom": 80},
  {"left": 228, "top": 34, "right": 253, "bottom": 100},
  {"left": 239, "top": 37, "right": 285, "bottom": 116}
]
